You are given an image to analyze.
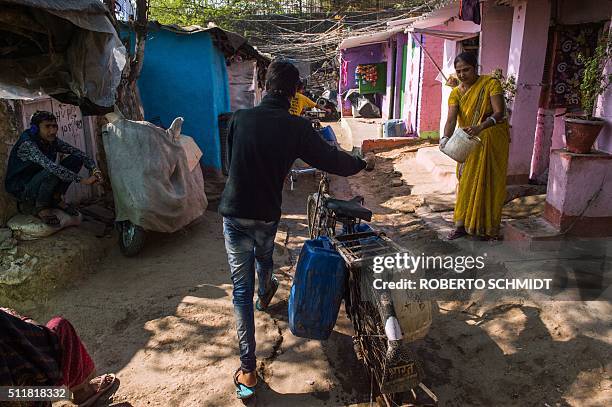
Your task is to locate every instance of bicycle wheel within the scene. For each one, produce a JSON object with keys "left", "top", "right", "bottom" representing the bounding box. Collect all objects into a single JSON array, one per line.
[{"left": 346, "top": 267, "right": 424, "bottom": 403}]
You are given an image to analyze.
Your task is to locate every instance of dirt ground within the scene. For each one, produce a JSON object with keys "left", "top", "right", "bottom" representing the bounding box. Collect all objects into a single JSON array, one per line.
[
  {"left": 20, "top": 127, "right": 609, "bottom": 406},
  {"left": 344, "top": 150, "right": 611, "bottom": 407}
]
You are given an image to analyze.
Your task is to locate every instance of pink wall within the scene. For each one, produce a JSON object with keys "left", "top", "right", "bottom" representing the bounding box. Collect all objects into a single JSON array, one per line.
[
  {"left": 530, "top": 108, "right": 555, "bottom": 183},
  {"left": 506, "top": 0, "right": 552, "bottom": 183},
  {"left": 418, "top": 34, "right": 444, "bottom": 135},
  {"left": 546, "top": 150, "right": 612, "bottom": 218},
  {"left": 551, "top": 108, "right": 567, "bottom": 150},
  {"left": 480, "top": 2, "right": 514, "bottom": 75}
]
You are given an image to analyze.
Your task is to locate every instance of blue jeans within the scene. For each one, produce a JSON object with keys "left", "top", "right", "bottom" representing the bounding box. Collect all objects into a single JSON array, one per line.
[
  {"left": 19, "top": 155, "right": 83, "bottom": 213},
  {"left": 223, "top": 216, "right": 279, "bottom": 372}
]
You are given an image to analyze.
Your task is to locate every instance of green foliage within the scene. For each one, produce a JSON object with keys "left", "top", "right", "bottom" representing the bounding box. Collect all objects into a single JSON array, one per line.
[
  {"left": 578, "top": 32, "right": 612, "bottom": 118},
  {"left": 491, "top": 68, "right": 517, "bottom": 106},
  {"left": 149, "top": 0, "right": 282, "bottom": 28},
  {"left": 149, "top": 1, "right": 429, "bottom": 30}
]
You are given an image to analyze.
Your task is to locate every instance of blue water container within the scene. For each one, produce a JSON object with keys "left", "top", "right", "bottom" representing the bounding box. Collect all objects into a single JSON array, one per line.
[
  {"left": 341, "top": 222, "right": 374, "bottom": 235},
  {"left": 383, "top": 119, "right": 407, "bottom": 138},
  {"left": 319, "top": 126, "right": 338, "bottom": 145},
  {"left": 288, "top": 237, "right": 347, "bottom": 340}
]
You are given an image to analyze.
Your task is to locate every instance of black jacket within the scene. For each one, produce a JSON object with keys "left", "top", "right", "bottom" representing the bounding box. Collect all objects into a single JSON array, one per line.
[{"left": 219, "top": 94, "right": 366, "bottom": 221}]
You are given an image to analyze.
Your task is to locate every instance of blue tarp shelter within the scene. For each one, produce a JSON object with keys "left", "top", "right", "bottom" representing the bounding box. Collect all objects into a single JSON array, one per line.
[{"left": 127, "top": 23, "right": 265, "bottom": 170}]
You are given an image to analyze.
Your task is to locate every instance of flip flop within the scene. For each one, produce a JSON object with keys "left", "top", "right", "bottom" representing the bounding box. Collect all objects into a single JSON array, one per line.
[
  {"left": 77, "top": 373, "right": 118, "bottom": 407},
  {"left": 256, "top": 275, "right": 279, "bottom": 311},
  {"left": 233, "top": 368, "right": 256, "bottom": 400},
  {"left": 446, "top": 229, "right": 467, "bottom": 240}
]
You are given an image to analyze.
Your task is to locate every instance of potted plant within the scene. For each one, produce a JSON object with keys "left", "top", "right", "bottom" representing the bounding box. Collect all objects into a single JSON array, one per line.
[{"left": 564, "top": 32, "right": 612, "bottom": 154}]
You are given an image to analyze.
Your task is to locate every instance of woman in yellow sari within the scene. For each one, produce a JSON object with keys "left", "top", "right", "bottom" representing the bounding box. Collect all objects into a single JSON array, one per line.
[{"left": 441, "top": 53, "right": 510, "bottom": 240}]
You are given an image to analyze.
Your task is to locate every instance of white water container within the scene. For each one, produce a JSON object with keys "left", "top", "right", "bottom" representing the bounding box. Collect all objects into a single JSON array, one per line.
[{"left": 441, "top": 127, "right": 481, "bottom": 163}]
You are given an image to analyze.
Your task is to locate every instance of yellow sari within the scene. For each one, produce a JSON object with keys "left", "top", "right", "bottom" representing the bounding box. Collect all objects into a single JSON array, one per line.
[{"left": 449, "top": 75, "right": 510, "bottom": 237}]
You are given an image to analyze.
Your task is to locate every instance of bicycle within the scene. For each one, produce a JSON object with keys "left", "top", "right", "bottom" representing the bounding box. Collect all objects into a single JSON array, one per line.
[{"left": 305, "top": 172, "right": 437, "bottom": 406}]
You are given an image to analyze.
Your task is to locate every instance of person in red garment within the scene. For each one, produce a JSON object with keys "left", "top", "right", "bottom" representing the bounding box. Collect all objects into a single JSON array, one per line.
[{"left": 0, "top": 308, "right": 118, "bottom": 406}]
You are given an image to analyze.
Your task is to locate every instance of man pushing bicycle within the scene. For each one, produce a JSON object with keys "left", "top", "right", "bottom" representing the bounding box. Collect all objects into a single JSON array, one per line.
[{"left": 218, "top": 60, "right": 373, "bottom": 400}]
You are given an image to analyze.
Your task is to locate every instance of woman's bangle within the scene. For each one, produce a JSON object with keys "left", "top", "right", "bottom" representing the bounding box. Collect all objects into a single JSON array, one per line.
[{"left": 487, "top": 116, "right": 497, "bottom": 125}]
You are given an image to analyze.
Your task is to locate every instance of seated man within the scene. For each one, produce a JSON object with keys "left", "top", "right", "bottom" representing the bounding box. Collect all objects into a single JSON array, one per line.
[
  {"left": 289, "top": 80, "right": 318, "bottom": 116},
  {"left": 5, "top": 111, "right": 102, "bottom": 226}
]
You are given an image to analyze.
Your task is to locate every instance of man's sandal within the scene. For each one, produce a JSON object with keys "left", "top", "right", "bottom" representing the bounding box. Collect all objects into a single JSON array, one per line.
[
  {"left": 233, "top": 368, "right": 256, "bottom": 400},
  {"left": 256, "top": 275, "right": 279, "bottom": 311},
  {"left": 37, "top": 212, "right": 60, "bottom": 226},
  {"left": 77, "top": 373, "right": 118, "bottom": 407}
]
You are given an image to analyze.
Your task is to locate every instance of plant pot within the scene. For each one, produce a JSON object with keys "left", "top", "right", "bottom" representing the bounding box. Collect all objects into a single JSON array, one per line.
[{"left": 564, "top": 116, "right": 605, "bottom": 154}]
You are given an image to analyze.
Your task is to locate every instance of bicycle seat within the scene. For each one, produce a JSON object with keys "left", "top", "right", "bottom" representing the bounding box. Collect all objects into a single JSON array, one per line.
[{"left": 325, "top": 196, "right": 372, "bottom": 221}]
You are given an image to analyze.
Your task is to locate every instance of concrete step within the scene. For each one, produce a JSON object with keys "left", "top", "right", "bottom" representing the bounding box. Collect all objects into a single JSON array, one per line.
[{"left": 504, "top": 217, "right": 562, "bottom": 246}]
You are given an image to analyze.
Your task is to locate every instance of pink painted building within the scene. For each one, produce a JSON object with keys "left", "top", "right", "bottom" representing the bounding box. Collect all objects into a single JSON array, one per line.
[
  {"left": 399, "top": 31, "right": 445, "bottom": 137},
  {"left": 404, "top": 0, "right": 612, "bottom": 237},
  {"left": 338, "top": 21, "right": 446, "bottom": 138}
]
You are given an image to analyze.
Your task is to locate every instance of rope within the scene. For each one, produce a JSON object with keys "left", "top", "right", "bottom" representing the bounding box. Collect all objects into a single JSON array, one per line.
[{"left": 411, "top": 32, "right": 448, "bottom": 82}]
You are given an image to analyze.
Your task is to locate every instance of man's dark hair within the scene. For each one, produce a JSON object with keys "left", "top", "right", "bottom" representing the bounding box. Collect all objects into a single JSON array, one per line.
[
  {"left": 30, "top": 110, "right": 57, "bottom": 126},
  {"left": 454, "top": 52, "right": 478, "bottom": 69},
  {"left": 265, "top": 61, "right": 300, "bottom": 98}
]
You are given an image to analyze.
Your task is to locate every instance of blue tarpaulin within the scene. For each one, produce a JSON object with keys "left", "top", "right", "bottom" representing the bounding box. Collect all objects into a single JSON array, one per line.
[{"left": 135, "top": 27, "right": 231, "bottom": 169}]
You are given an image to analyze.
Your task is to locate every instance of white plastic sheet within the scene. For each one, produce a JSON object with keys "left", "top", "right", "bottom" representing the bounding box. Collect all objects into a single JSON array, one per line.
[
  {"left": 228, "top": 59, "right": 258, "bottom": 110},
  {"left": 102, "top": 115, "right": 208, "bottom": 233},
  {"left": 0, "top": 0, "right": 126, "bottom": 108}
]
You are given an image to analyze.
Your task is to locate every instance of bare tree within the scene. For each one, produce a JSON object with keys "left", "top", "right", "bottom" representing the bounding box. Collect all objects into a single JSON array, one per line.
[{"left": 105, "top": 0, "right": 148, "bottom": 120}]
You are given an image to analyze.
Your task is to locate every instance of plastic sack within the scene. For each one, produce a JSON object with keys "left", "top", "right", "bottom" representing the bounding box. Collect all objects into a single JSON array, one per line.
[
  {"left": 392, "top": 295, "right": 433, "bottom": 342},
  {"left": 8, "top": 211, "right": 82, "bottom": 241},
  {"left": 341, "top": 222, "right": 432, "bottom": 342},
  {"left": 102, "top": 114, "right": 207, "bottom": 233},
  {"left": 0, "top": 1, "right": 126, "bottom": 110},
  {"left": 353, "top": 97, "right": 381, "bottom": 118}
]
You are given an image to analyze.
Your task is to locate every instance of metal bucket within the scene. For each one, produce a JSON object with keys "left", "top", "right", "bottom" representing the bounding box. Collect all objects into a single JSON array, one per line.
[{"left": 441, "top": 127, "right": 481, "bottom": 163}]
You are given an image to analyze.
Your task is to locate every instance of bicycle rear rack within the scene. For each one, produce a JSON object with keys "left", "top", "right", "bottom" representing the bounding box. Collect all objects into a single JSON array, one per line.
[
  {"left": 330, "top": 231, "right": 404, "bottom": 268},
  {"left": 332, "top": 230, "right": 431, "bottom": 399}
]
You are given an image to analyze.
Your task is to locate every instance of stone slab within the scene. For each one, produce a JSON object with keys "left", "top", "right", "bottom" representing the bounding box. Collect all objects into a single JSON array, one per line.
[{"left": 504, "top": 217, "right": 564, "bottom": 251}]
